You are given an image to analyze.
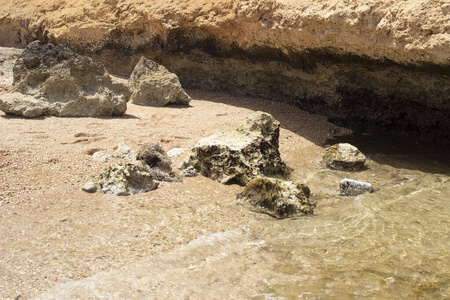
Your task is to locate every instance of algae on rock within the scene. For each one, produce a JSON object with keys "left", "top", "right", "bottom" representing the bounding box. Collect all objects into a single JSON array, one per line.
[
  {"left": 98, "top": 161, "right": 159, "bottom": 196},
  {"left": 237, "top": 177, "right": 315, "bottom": 218},
  {"left": 180, "top": 111, "right": 288, "bottom": 185}
]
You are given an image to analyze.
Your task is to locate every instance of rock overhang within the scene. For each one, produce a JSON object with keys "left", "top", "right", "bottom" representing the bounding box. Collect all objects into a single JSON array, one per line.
[{"left": 1, "top": 0, "right": 449, "bottom": 140}]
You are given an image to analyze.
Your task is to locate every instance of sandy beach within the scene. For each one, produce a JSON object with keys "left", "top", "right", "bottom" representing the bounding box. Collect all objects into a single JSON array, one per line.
[{"left": 0, "top": 75, "right": 351, "bottom": 299}]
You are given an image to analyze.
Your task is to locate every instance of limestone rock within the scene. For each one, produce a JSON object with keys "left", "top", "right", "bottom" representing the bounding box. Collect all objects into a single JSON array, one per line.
[
  {"left": 0, "top": 41, "right": 129, "bottom": 118},
  {"left": 98, "top": 161, "right": 159, "bottom": 196},
  {"left": 340, "top": 178, "right": 373, "bottom": 196},
  {"left": 323, "top": 143, "right": 367, "bottom": 170},
  {"left": 180, "top": 111, "right": 288, "bottom": 185},
  {"left": 81, "top": 179, "right": 99, "bottom": 193},
  {"left": 115, "top": 142, "right": 138, "bottom": 161},
  {"left": 92, "top": 151, "right": 114, "bottom": 163},
  {"left": 128, "top": 57, "right": 190, "bottom": 106},
  {"left": 237, "top": 177, "right": 315, "bottom": 219},
  {"left": 166, "top": 148, "right": 189, "bottom": 159},
  {"left": 136, "top": 142, "right": 172, "bottom": 171}
]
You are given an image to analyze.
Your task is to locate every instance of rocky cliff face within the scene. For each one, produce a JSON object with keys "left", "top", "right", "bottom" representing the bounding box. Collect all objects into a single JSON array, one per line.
[{"left": 1, "top": 0, "right": 449, "bottom": 139}]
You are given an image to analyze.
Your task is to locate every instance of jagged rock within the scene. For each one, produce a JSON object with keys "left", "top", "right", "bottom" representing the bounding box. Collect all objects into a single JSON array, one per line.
[
  {"left": 237, "top": 177, "right": 315, "bottom": 218},
  {"left": 128, "top": 57, "right": 190, "bottom": 106},
  {"left": 81, "top": 179, "right": 99, "bottom": 193},
  {"left": 340, "top": 178, "right": 373, "bottom": 196},
  {"left": 0, "top": 41, "right": 129, "bottom": 117},
  {"left": 136, "top": 142, "right": 172, "bottom": 171},
  {"left": 179, "top": 111, "right": 288, "bottom": 185},
  {"left": 323, "top": 143, "right": 367, "bottom": 170},
  {"left": 98, "top": 161, "right": 159, "bottom": 196},
  {"left": 93, "top": 142, "right": 180, "bottom": 183}
]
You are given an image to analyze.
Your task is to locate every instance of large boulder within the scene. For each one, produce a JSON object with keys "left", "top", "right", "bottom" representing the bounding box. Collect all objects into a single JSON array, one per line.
[
  {"left": 128, "top": 57, "right": 190, "bottom": 106},
  {"left": 180, "top": 111, "right": 288, "bottom": 185},
  {"left": 98, "top": 161, "right": 159, "bottom": 196},
  {"left": 237, "top": 177, "right": 315, "bottom": 218},
  {"left": 0, "top": 41, "right": 129, "bottom": 117},
  {"left": 323, "top": 143, "right": 367, "bottom": 170}
]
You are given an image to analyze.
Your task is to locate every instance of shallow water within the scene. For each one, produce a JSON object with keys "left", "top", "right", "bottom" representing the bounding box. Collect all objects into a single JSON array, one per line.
[{"left": 35, "top": 136, "right": 450, "bottom": 299}]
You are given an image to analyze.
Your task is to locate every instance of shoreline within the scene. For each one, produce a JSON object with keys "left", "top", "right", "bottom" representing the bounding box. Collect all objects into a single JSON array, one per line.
[{"left": 0, "top": 88, "right": 346, "bottom": 299}]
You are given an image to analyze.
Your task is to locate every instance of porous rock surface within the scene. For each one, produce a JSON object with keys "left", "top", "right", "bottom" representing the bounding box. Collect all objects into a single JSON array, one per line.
[
  {"left": 0, "top": 0, "right": 449, "bottom": 139},
  {"left": 0, "top": 41, "right": 129, "bottom": 117},
  {"left": 93, "top": 142, "right": 179, "bottom": 186},
  {"left": 323, "top": 143, "right": 367, "bottom": 171},
  {"left": 98, "top": 161, "right": 159, "bottom": 196},
  {"left": 237, "top": 177, "right": 315, "bottom": 218},
  {"left": 180, "top": 111, "right": 288, "bottom": 185},
  {"left": 129, "top": 57, "right": 190, "bottom": 106},
  {"left": 137, "top": 142, "right": 173, "bottom": 171},
  {"left": 340, "top": 178, "right": 373, "bottom": 196}
]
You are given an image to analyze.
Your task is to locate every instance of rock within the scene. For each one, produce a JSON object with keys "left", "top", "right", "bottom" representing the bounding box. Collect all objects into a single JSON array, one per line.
[
  {"left": 92, "top": 151, "right": 114, "bottom": 163},
  {"left": 0, "top": 41, "right": 129, "bottom": 118},
  {"left": 237, "top": 177, "right": 315, "bottom": 219},
  {"left": 149, "top": 168, "right": 182, "bottom": 182},
  {"left": 115, "top": 142, "right": 138, "bottom": 161},
  {"left": 81, "top": 179, "right": 98, "bottom": 193},
  {"left": 136, "top": 143, "right": 172, "bottom": 171},
  {"left": 98, "top": 161, "right": 159, "bottom": 196},
  {"left": 128, "top": 57, "right": 190, "bottom": 106},
  {"left": 340, "top": 178, "right": 373, "bottom": 196},
  {"left": 167, "top": 148, "right": 189, "bottom": 159},
  {"left": 323, "top": 143, "right": 367, "bottom": 170},
  {"left": 179, "top": 111, "right": 288, "bottom": 185}
]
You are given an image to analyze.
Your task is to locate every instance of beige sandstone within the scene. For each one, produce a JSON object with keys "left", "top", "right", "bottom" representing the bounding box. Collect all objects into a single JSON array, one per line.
[{"left": 0, "top": 0, "right": 448, "bottom": 65}]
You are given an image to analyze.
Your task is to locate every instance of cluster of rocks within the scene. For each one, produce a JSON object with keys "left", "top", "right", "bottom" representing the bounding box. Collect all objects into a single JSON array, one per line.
[
  {"left": 3, "top": 42, "right": 372, "bottom": 218},
  {"left": 322, "top": 143, "right": 373, "bottom": 196},
  {"left": 0, "top": 42, "right": 190, "bottom": 117},
  {"left": 83, "top": 142, "right": 180, "bottom": 196},
  {"left": 81, "top": 111, "right": 374, "bottom": 218}
]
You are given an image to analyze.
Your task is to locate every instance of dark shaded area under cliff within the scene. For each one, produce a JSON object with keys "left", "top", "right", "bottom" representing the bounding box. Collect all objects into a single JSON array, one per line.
[{"left": 35, "top": 27, "right": 450, "bottom": 142}]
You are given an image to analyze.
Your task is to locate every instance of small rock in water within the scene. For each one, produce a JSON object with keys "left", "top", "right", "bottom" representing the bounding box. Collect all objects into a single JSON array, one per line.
[
  {"left": 237, "top": 177, "right": 315, "bottom": 218},
  {"left": 98, "top": 161, "right": 159, "bottom": 196},
  {"left": 323, "top": 143, "right": 366, "bottom": 170},
  {"left": 340, "top": 178, "right": 373, "bottom": 196},
  {"left": 81, "top": 179, "right": 98, "bottom": 193}
]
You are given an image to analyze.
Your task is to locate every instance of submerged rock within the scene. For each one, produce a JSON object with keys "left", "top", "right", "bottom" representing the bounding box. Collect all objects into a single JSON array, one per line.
[
  {"left": 128, "top": 57, "right": 190, "bottom": 106},
  {"left": 180, "top": 111, "right": 288, "bottom": 185},
  {"left": 340, "top": 178, "right": 373, "bottom": 196},
  {"left": 98, "top": 161, "right": 159, "bottom": 196},
  {"left": 0, "top": 41, "right": 129, "bottom": 117},
  {"left": 323, "top": 143, "right": 367, "bottom": 170},
  {"left": 237, "top": 177, "right": 315, "bottom": 218}
]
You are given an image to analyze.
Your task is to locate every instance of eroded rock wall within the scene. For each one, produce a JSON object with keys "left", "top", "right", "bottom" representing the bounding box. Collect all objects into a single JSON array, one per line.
[{"left": 1, "top": 0, "right": 449, "bottom": 139}]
